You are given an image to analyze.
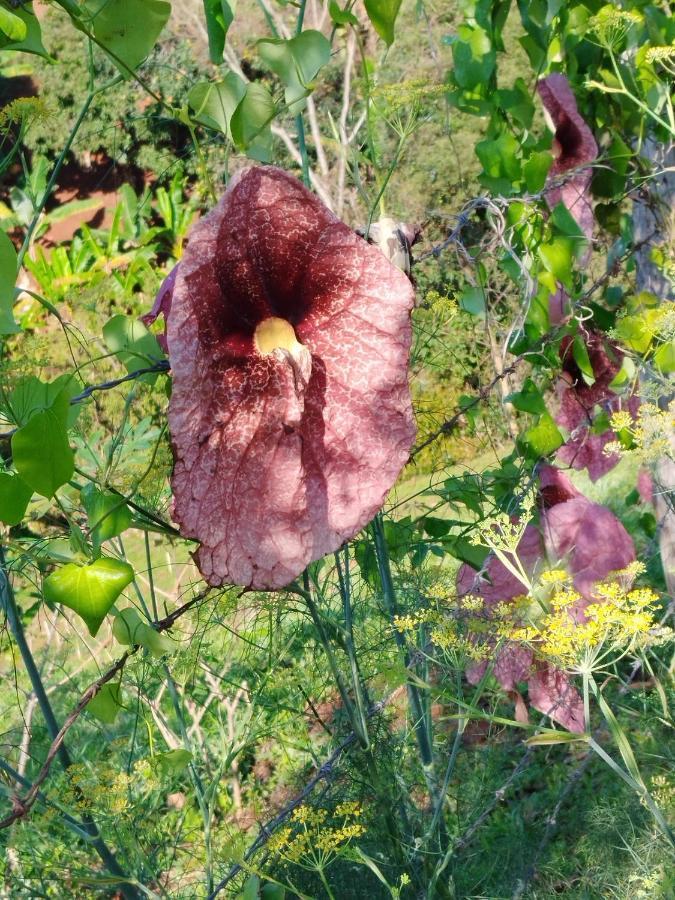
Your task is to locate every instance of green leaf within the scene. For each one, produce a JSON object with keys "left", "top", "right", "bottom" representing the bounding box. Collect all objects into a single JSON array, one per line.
[
  {"left": 0, "top": 472, "right": 33, "bottom": 525},
  {"left": 363, "top": 0, "right": 402, "bottom": 45},
  {"left": 82, "top": 0, "right": 171, "bottom": 76},
  {"left": 188, "top": 74, "right": 246, "bottom": 136},
  {"left": 261, "top": 884, "right": 285, "bottom": 900},
  {"left": 550, "top": 201, "right": 584, "bottom": 240},
  {"left": 103, "top": 314, "right": 164, "bottom": 379},
  {"left": 5, "top": 373, "right": 79, "bottom": 428},
  {"left": 0, "top": 230, "right": 20, "bottom": 335},
  {"left": 476, "top": 132, "right": 521, "bottom": 194},
  {"left": 258, "top": 31, "right": 330, "bottom": 114},
  {"left": 12, "top": 389, "right": 74, "bottom": 498},
  {"left": 442, "top": 536, "right": 489, "bottom": 569},
  {"left": 113, "top": 607, "right": 175, "bottom": 657},
  {"left": 525, "top": 730, "right": 590, "bottom": 746},
  {"left": 523, "top": 150, "right": 553, "bottom": 193},
  {"left": 240, "top": 875, "right": 260, "bottom": 900},
  {"left": 154, "top": 749, "right": 193, "bottom": 776},
  {"left": 459, "top": 285, "right": 486, "bottom": 317},
  {"left": 615, "top": 312, "right": 654, "bottom": 354},
  {"left": 230, "top": 83, "right": 276, "bottom": 161},
  {"left": 88, "top": 682, "right": 125, "bottom": 724},
  {"left": 520, "top": 412, "right": 563, "bottom": 458},
  {"left": 654, "top": 340, "right": 675, "bottom": 375},
  {"left": 0, "top": 5, "right": 26, "bottom": 42},
  {"left": 506, "top": 377, "right": 546, "bottom": 414},
  {"left": 0, "top": 1, "right": 48, "bottom": 57},
  {"left": 450, "top": 24, "right": 495, "bottom": 90},
  {"left": 538, "top": 236, "right": 574, "bottom": 290},
  {"left": 81, "top": 484, "right": 132, "bottom": 555},
  {"left": 441, "top": 474, "right": 483, "bottom": 516},
  {"left": 201, "top": 0, "right": 236, "bottom": 64},
  {"left": 43, "top": 558, "right": 135, "bottom": 637},
  {"left": 572, "top": 334, "right": 595, "bottom": 380},
  {"left": 329, "top": 1, "right": 358, "bottom": 25},
  {"left": 593, "top": 135, "right": 631, "bottom": 199}
]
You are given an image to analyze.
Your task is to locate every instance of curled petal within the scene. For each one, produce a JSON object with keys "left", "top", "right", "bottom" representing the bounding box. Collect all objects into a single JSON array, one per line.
[
  {"left": 142, "top": 263, "right": 179, "bottom": 354},
  {"left": 165, "top": 167, "right": 415, "bottom": 589},
  {"left": 537, "top": 73, "right": 598, "bottom": 243}
]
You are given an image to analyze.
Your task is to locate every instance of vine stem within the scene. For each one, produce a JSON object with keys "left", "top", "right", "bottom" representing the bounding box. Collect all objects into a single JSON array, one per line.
[
  {"left": 0, "top": 547, "right": 141, "bottom": 899},
  {"left": 371, "top": 514, "right": 448, "bottom": 849}
]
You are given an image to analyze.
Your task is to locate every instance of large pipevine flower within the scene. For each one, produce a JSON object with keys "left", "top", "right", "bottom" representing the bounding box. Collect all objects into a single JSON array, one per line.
[{"left": 145, "top": 166, "right": 416, "bottom": 590}]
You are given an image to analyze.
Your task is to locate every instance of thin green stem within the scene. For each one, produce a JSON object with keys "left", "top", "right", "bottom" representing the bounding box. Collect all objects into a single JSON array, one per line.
[
  {"left": 301, "top": 572, "right": 368, "bottom": 747},
  {"left": 334, "top": 550, "right": 370, "bottom": 749},
  {"left": 371, "top": 515, "right": 449, "bottom": 852}
]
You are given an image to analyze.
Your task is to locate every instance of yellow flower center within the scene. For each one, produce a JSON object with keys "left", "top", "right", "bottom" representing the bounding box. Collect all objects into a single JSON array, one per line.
[{"left": 254, "top": 316, "right": 304, "bottom": 355}]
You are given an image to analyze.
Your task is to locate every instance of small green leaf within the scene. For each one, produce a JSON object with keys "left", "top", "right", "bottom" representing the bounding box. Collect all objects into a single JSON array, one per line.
[
  {"left": 187, "top": 74, "right": 246, "bottom": 136},
  {"left": 442, "top": 536, "right": 489, "bottom": 569},
  {"left": 12, "top": 389, "right": 74, "bottom": 498},
  {"left": 113, "top": 607, "right": 175, "bottom": 657},
  {"left": 261, "top": 884, "right": 285, "bottom": 899},
  {"left": 0, "top": 230, "right": 20, "bottom": 335},
  {"left": 0, "top": 5, "right": 27, "bottom": 41},
  {"left": 329, "top": 1, "right": 358, "bottom": 25},
  {"left": 103, "top": 315, "right": 164, "bottom": 379},
  {"left": 201, "top": 0, "right": 236, "bottom": 64},
  {"left": 364, "top": 0, "right": 403, "bottom": 45},
  {"left": 521, "top": 412, "right": 563, "bottom": 458},
  {"left": 43, "top": 558, "right": 134, "bottom": 637},
  {"left": 450, "top": 24, "right": 495, "bottom": 89},
  {"left": 258, "top": 31, "right": 330, "bottom": 114},
  {"left": 538, "top": 237, "right": 574, "bottom": 290},
  {"left": 506, "top": 377, "right": 546, "bottom": 414},
  {"left": 230, "top": 83, "right": 276, "bottom": 161},
  {"left": 476, "top": 132, "right": 521, "bottom": 194},
  {"left": 523, "top": 150, "right": 553, "bottom": 193},
  {"left": 88, "top": 682, "right": 125, "bottom": 724},
  {"left": 0, "top": 472, "right": 33, "bottom": 526},
  {"left": 615, "top": 313, "right": 653, "bottom": 354},
  {"left": 654, "top": 340, "right": 675, "bottom": 374},
  {"left": 572, "top": 334, "right": 595, "bottom": 380},
  {"left": 459, "top": 285, "right": 486, "bottom": 317},
  {"left": 6, "top": 373, "right": 79, "bottom": 428},
  {"left": 154, "top": 749, "right": 193, "bottom": 776},
  {"left": 82, "top": 0, "right": 171, "bottom": 76},
  {"left": 81, "top": 484, "right": 132, "bottom": 555}
]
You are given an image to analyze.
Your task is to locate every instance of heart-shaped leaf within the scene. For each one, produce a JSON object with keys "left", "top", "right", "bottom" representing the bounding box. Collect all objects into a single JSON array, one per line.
[
  {"left": 43, "top": 558, "right": 135, "bottom": 636},
  {"left": 81, "top": 484, "right": 132, "bottom": 555},
  {"left": 0, "top": 230, "right": 20, "bottom": 335},
  {"left": 12, "top": 388, "right": 74, "bottom": 498},
  {"left": 88, "top": 682, "right": 125, "bottom": 724}
]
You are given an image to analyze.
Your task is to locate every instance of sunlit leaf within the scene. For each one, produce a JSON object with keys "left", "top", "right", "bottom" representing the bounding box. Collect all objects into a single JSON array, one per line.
[
  {"left": 364, "top": 0, "right": 403, "bottom": 46},
  {"left": 0, "top": 230, "right": 20, "bottom": 335},
  {"left": 520, "top": 412, "right": 563, "bottom": 458},
  {"left": 82, "top": 0, "right": 171, "bottom": 76},
  {"left": 43, "top": 558, "right": 135, "bottom": 636}
]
